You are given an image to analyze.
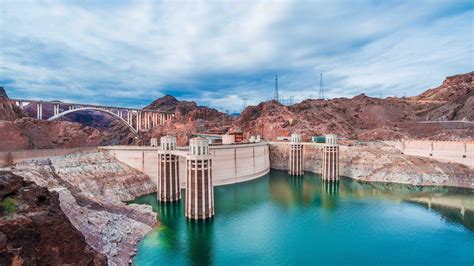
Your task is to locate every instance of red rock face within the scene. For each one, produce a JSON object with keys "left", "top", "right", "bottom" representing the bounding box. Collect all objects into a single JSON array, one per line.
[
  {"left": 233, "top": 72, "right": 474, "bottom": 141},
  {"left": 0, "top": 172, "right": 107, "bottom": 265},
  {"left": 0, "top": 118, "right": 103, "bottom": 150},
  {"left": 142, "top": 95, "right": 235, "bottom": 145},
  {"left": 0, "top": 88, "right": 24, "bottom": 121},
  {"left": 413, "top": 71, "right": 473, "bottom": 121}
]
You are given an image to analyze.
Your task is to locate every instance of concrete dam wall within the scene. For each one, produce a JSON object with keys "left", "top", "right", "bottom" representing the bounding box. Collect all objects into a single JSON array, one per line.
[{"left": 99, "top": 142, "right": 270, "bottom": 187}]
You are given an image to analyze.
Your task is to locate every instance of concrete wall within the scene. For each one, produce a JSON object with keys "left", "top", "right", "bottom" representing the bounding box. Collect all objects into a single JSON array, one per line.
[
  {"left": 0, "top": 147, "right": 98, "bottom": 166},
  {"left": 384, "top": 140, "right": 473, "bottom": 168},
  {"left": 100, "top": 142, "right": 270, "bottom": 187}
]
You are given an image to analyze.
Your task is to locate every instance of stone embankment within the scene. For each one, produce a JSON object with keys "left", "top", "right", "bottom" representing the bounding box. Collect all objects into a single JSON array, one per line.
[
  {"left": 1, "top": 151, "right": 157, "bottom": 265},
  {"left": 269, "top": 142, "right": 473, "bottom": 188}
]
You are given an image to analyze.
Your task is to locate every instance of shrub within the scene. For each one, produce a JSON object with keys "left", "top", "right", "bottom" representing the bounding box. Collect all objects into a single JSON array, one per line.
[{"left": 2, "top": 197, "right": 16, "bottom": 214}]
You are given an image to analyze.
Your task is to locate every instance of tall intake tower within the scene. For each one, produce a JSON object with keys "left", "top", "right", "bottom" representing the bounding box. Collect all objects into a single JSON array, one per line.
[
  {"left": 322, "top": 134, "right": 339, "bottom": 181},
  {"left": 185, "top": 137, "right": 214, "bottom": 220},
  {"left": 289, "top": 133, "right": 304, "bottom": 175},
  {"left": 157, "top": 135, "right": 180, "bottom": 202}
]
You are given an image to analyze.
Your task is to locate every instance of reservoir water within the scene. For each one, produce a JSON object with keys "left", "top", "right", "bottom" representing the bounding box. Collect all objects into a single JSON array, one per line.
[{"left": 130, "top": 170, "right": 474, "bottom": 265}]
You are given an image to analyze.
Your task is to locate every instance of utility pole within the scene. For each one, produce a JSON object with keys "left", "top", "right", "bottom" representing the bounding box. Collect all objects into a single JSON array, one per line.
[
  {"left": 319, "top": 73, "right": 324, "bottom": 99},
  {"left": 274, "top": 75, "right": 279, "bottom": 102}
]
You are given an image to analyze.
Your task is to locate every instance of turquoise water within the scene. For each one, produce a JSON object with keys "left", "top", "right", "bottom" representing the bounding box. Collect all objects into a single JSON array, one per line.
[{"left": 130, "top": 170, "right": 474, "bottom": 265}]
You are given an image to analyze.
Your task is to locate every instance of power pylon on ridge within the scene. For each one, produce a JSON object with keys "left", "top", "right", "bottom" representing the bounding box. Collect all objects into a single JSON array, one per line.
[
  {"left": 242, "top": 96, "right": 248, "bottom": 111},
  {"left": 274, "top": 75, "right": 279, "bottom": 102},
  {"left": 319, "top": 73, "right": 324, "bottom": 99}
]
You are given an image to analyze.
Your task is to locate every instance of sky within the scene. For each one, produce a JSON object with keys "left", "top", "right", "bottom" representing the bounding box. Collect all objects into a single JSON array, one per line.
[{"left": 0, "top": 0, "right": 473, "bottom": 112}]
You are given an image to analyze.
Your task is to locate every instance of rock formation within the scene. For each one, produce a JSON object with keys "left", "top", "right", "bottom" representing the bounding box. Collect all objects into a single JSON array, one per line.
[
  {"left": 234, "top": 71, "right": 474, "bottom": 141},
  {"left": 2, "top": 151, "right": 158, "bottom": 265},
  {"left": 0, "top": 118, "right": 103, "bottom": 150},
  {"left": 143, "top": 95, "right": 234, "bottom": 145},
  {"left": 0, "top": 87, "right": 24, "bottom": 121},
  {"left": 414, "top": 72, "right": 473, "bottom": 121},
  {"left": 0, "top": 171, "right": 107, "bottom": 265}
]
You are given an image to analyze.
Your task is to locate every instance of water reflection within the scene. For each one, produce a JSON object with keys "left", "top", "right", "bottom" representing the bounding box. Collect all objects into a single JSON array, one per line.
[
  {"left": 214, "top": 177, "right": 269, "bottom": 214},
  {"left": 321, "top": 181, "right": 339, "bottom": 211},
  {"left": 158, "top": 201, "right": 182, "bottom": 252},
  {"left": 186, "top": 220, "right": 213, "bottom": 266},
  {"left": 266, "top": 170, "right": 473, "bottom": 225}
]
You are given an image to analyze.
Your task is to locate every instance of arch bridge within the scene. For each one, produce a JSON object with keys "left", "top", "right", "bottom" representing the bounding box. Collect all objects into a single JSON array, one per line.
[{"left": 11, "top": 98, "right": 174, "bottom": 134}]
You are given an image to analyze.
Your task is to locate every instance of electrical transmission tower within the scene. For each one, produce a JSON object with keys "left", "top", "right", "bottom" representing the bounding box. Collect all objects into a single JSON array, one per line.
[
  {"left": 319, "top": 73, "right": 324, "bottom": 99},
  {"left": 242, "top": 96, "right": 248, "bottom": 112},
  {"left": 274, "top": 75, "right": 279, "bottom": 102}
]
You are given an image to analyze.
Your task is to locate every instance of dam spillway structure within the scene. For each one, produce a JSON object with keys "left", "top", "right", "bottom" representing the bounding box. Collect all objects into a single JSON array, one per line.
[
  {"left": 289, "top": 133, "right": 304, "bottom": 176},
  {"left": 185, "top": 137, "right": 214, "bottom": 220},
  {"left": 157, "top": 135, "right": 180, "bottom": 202},
  {"left": 322, "top": 134, "right": 339, "bottom": 181}
]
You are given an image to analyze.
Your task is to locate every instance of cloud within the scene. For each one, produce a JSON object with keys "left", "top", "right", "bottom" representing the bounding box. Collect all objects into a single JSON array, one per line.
[{"left": 0, "top": 0, "right": 472, "bottom": 112}]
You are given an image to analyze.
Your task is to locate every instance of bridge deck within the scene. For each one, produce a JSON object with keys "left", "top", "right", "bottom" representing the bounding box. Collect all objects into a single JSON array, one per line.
[{"left": 10, "top": 98, "right": 173, "bottom": 114}]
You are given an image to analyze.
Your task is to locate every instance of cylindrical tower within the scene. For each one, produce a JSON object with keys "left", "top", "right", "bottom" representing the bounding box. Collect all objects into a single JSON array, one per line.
[
  {"left": 322, "top": 134, "right": 339, "bottom": 181},
  {"left": 185, "top": 137, "right": 214, "bottom": 220},
  {"left": 157, "top": 135, "right": 180, "bottom": 202},
  {"left": 289, "top": 133, "right": 304, "bottom": 175}
]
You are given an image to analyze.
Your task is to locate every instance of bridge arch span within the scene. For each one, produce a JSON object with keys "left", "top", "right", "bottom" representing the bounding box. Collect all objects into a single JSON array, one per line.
[{"left": 47, "top": 107, "right": 138, "bottom": 134}]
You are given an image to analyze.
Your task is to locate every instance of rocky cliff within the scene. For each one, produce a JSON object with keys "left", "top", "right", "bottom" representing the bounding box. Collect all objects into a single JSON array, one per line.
[
  {"left": 143, "top": 95, "right": 234, "bottom": 145},
  {"left": 234, "top": 71, "right": 474, "bottom": 141},
  {"left": 0, "top": 118, "right": 103, "bottom": 150},
  {"left": 0, "top": 87, "right": 24, "bottom": 121},
  {"left": 2, "top": 151, "right": 158, "bottom": 265},
  {"left": 0, "top": 171, "right": 107, "bottom": 265},
  {"left": 269, "top": 142, "right": 473, "bottom": 188},
  {"left": 414, "top": 72, "right": 473, "bottom": 121}
]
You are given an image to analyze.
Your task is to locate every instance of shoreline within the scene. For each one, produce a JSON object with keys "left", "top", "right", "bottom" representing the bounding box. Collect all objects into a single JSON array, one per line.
[{"left": 1, "top": 144, "right": 472, "bottom": 264}]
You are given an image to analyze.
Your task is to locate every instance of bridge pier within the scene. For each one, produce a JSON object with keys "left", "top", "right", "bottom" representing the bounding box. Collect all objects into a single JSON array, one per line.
[
  {"left": 322, "top": 134, "right": 339, "bottom": 181},
  {"left": 53, "top": 104, "right": 60, "bottom": 116},
  {"left": 186, "top": 137, "right": 214, "bottom": 220},
  {"left": 289, "top": 133, "right": 304, "bottom": 176},
  {"left": 36, "top": 102, "right": 43, "bottom": 120},
  {"left": 158, "top": 136, "right": 180, "bottom": 202},
  {"left": 16, "top": 101, "right": 25, "bottom": 110},
  {"left": 147, "top": 112, "right": 151, "bottom": 129},
  {"left": 138, "top": 112, "right": 142, "bottom": 131}
]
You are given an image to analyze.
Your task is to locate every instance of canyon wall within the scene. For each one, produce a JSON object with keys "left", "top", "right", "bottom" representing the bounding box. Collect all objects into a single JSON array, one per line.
[
  {"left": 2, "top": 151, "right": 158, "bottom": 265},
  {"left": 269, "top": 142, "right": 473, "bottom": 188},
  {"left": 0, "top": 172, "right": 107, "bottom": 265}
]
